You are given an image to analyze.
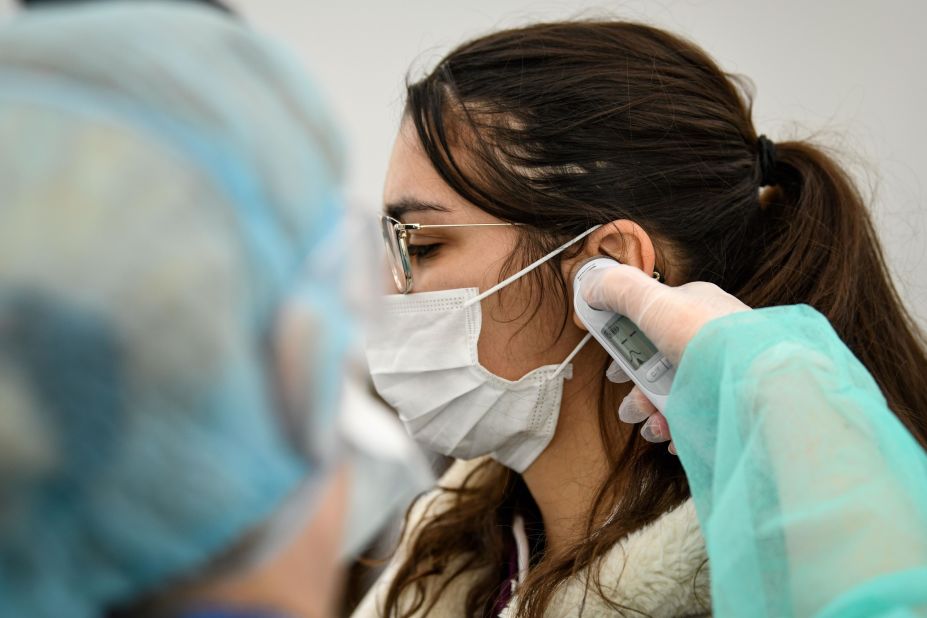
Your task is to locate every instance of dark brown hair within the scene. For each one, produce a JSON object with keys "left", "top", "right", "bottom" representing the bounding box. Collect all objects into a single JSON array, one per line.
[{"left": 383, "top": 20, "right": 927, "bottom": 618}]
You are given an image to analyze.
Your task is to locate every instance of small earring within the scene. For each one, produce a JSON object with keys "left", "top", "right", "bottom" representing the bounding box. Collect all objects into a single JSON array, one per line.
[{"left": 652, "top": 270, "right": 663, "bottom": 282}]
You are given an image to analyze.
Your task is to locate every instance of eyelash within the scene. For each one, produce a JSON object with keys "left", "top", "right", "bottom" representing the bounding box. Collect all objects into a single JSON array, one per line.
[{"left": 407, "top": 243, "right": 441, "bottom": 261}]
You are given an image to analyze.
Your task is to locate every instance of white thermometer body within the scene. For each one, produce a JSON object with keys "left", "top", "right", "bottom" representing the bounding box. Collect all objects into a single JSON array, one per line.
[{"left": 573, "top": 258, "right": 675, "bottom": 411}]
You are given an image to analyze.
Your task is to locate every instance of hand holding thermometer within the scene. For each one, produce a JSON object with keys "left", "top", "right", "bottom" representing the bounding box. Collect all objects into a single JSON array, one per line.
[{"left": 573, "top": 257, "right": 675, "bottom": 411}]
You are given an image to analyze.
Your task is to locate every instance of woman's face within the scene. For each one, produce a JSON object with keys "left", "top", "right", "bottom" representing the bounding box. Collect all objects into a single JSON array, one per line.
[{"left": 382, "top": 121, "right": 588, "bottom": 381}]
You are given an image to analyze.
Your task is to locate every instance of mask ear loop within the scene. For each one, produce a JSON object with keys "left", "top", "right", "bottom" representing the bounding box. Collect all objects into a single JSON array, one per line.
[
  {"left": 462, "top": 225, "right": 603, "bottom": 308},
  {"left": 461, "top": 224, "right": 602, "bottom": 380},
  {"left": 551, "top": 332, "right": 593, "bottom": 380}
]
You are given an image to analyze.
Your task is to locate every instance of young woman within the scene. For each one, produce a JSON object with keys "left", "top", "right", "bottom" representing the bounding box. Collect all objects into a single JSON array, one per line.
[{"left": 356, "top": 20, "right": 927, "bottom": 618}]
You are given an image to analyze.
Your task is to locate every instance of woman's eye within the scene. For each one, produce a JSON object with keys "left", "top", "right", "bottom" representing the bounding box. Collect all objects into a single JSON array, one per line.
[{"left": 407, "top": 243, "right": 440, "bottom": 261}]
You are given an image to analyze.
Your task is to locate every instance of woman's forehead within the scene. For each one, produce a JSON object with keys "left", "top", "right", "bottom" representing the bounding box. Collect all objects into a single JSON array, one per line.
[{"left": 384, "top": 125, "right": 501, "bottom": 224}]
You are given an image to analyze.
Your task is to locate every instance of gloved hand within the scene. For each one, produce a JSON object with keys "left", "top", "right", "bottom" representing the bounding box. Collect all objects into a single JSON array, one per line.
[{"left": 580, "top": 263, "right": 751, "bottom": 454}]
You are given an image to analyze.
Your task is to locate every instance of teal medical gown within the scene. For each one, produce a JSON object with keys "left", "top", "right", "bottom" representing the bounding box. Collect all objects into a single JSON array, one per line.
[{"left": 667, "top": 305, "right": 927, "bottom": 617}]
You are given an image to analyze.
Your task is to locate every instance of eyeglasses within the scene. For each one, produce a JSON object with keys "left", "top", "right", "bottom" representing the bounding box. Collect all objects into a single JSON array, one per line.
[{"left": 380, "top": 214, "right": 522, "bottom": 294}]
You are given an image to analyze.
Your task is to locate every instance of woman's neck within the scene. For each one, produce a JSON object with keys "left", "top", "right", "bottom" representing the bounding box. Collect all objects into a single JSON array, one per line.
[{"left": 521, "top": 348, "right": 631, "bottom": 559}]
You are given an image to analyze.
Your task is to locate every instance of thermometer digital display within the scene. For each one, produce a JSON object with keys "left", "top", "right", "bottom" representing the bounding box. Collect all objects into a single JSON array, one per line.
[{"left": 601, "top": 314, "right": 659, "bottom": 370}]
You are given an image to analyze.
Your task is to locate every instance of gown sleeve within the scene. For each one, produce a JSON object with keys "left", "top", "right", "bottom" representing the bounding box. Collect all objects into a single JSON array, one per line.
[{"left": 665, "top": 305, "right": 927, "bottom": 617}]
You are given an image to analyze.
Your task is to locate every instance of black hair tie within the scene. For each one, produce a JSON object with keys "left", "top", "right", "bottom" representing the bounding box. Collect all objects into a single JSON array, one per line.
[{"left": 757, "top": 134, "right": 777, "bottom": 187}]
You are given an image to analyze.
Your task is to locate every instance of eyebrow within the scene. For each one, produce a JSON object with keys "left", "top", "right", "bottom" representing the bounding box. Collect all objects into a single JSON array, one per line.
[{"left": 384, "top": 198, "right": 451, "bottom": 220}]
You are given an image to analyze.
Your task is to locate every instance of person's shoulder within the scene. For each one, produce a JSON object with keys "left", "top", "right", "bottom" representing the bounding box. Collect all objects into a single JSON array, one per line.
[
  {"left": 405, "top": 456, "right": 492, "bottom": 533},
  {"left": 351, "top": 457, "right": 495, "bottom": 618}
]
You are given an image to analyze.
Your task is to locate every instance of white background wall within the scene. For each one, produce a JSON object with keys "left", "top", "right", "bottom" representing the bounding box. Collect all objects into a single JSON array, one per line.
[{"left": 2, "top": 0, "right": 924, "bottom": 327}]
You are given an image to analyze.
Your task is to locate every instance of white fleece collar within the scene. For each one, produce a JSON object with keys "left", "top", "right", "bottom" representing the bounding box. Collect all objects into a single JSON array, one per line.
[
  {"left": 352, "top": 457, "right": 712, "bottom": 618},
  {"left": 500, "top": 498, "right": 712, "bottom": 617}
]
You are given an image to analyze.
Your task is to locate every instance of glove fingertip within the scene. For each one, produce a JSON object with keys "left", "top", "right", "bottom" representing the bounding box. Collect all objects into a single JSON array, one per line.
[{"left": 606, "top": 360, "right": 630, "bottom": 383}]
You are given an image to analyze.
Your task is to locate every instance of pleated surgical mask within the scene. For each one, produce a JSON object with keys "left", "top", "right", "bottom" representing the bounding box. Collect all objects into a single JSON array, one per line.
[{"left": 365, "top": 226, "right": 598, "bottom": 473}]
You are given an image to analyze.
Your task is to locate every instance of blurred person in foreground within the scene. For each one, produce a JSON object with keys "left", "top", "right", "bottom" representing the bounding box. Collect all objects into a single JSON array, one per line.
[{"left": 0, "top": 3, "right": 430, "bottom": 617}]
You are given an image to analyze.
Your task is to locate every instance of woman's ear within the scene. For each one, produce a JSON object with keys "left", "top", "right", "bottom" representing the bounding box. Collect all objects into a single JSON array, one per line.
[
  {"left": 568, "top": 220, "right": 657, "bottom": 331},
  {"left": 583, "top": 220, "right": 656, "bottom": 274}
]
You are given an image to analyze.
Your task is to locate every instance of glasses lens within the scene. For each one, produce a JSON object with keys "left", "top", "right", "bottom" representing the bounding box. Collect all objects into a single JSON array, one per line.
[{"left": 380, "top": 215, "right": 408, "bottom": 293}]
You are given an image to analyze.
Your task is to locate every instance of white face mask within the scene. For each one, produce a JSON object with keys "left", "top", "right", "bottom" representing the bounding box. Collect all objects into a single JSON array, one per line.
[{"left": 365, "top": 226, "right": 599, "bottom": 473}]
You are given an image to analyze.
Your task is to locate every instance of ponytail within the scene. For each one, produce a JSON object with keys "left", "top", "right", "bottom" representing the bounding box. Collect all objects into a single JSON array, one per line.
[{"left": 737, "top": 138, "right": 927, "bottom": 447}]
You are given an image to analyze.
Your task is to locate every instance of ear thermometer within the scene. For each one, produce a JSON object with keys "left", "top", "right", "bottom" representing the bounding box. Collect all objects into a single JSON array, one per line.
[{"left": 573, "top": 257, "right": 675, "bottom": 411}]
